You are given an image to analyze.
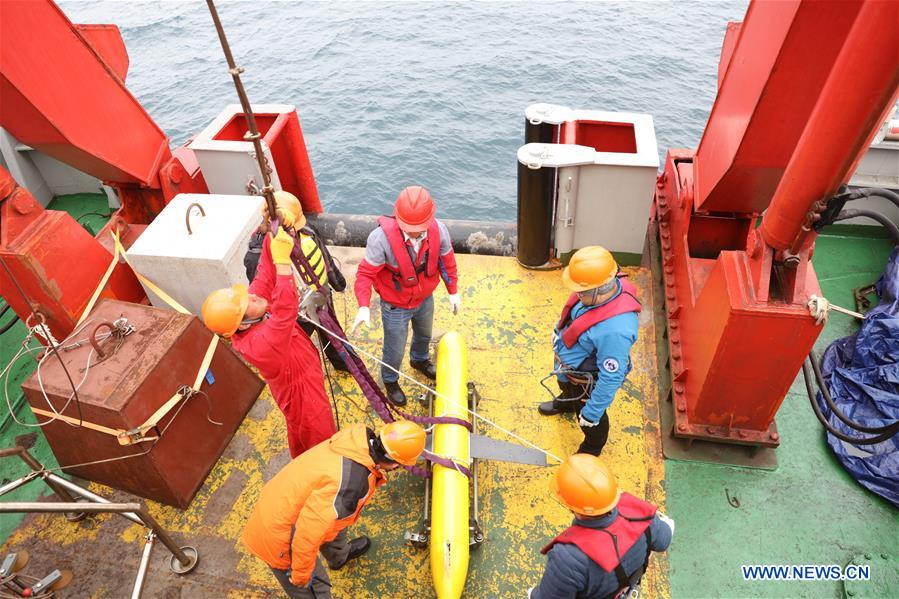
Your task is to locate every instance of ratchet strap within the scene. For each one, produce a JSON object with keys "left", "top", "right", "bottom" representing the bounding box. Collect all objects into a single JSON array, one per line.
[
  {"left": 43, "top": 228, "right": 220, "bottom": 444},
  {"left": 32, "top": 327, "right": 219, "bottom": 446},
  {"left": 78, "top": 230, "right": 190, "bottom": 325},
  {"left": 111, "top": 230, "right": 191, "bottom": 314}
]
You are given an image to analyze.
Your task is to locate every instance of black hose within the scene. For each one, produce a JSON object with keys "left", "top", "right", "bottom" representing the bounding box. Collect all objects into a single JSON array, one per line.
[
  {"left": 801, "top": 359, "right": 899, "bottom": 445},
  {"left": 833, "top": 208, "right": 899, "bottom": 245},
  {"left": 0, "top": 313, "right": 20, "bottom": 335},
  {"left": 850, "top": 187, "right": 899, "bottom": 211},
  {"left": 810, "top": 351, "right": 898, "bottom": 434}
]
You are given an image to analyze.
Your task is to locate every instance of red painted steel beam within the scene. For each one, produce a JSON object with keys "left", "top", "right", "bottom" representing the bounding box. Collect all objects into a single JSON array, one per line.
[
  {"left": 658, "top": 0, "right": 899, "bottom": 449},
  {"left": 0, "top": 167, "right": 145, "bottom": 342},
  {"left": 74, "top": 24, "right": 130, "bottom": 82},
  {"left": 0, "top": 0, "right": 170, "bottom": 186},
  {"left": 694, "top": 0, "right": 868, "bottom": 214},
  {"left": 760, "top": 0, "right": 899, "bottom": 252}
]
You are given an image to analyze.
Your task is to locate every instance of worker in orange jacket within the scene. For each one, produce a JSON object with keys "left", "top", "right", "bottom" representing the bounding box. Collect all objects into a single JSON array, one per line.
[
  {"left": 202, "top": 226, "right": 336, "bottom": 458},
  {"left": 242, "top": 420, "right": 426, "bottom": 598}
]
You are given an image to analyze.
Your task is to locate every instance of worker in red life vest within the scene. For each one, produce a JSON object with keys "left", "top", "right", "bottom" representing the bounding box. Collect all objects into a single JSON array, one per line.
[
  {"left": 202, "top": 227, "right": 336, "bottom": 458},
  {"left": 539, "top": 246, "right": 641, "bottom": 456},
  {"left": 529, "top": 454, "right": 674, "bottom": 599},
  {"left": 352, "top": 186, "right": 460, "bottom": 406}
]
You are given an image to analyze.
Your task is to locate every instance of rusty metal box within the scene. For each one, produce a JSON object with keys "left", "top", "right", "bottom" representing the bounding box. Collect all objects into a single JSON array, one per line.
[{"left": 22, "top": 299, "right": 263, "bottom": 508}]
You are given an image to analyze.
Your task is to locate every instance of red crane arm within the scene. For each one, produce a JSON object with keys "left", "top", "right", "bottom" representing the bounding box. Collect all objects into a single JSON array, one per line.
[{"left": 0, "top": 0, "right": 171, "bottom": 187}]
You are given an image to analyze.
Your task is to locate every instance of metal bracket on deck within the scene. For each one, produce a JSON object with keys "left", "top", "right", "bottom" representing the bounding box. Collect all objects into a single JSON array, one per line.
[
  {"left": 0, "top": 446, "right": 199, "bottom": 597},
  {"left": 407, "top": 391, "right": 434, "bottom": 550},
  {"left": 469, "top": 519, "right": 484, "bottom": 548},
  {"left": 468, "top": 383, "right": 484, "bottom": 550},
  {"left": 404, "top": 520, "right": 431, "bottom": 549}
]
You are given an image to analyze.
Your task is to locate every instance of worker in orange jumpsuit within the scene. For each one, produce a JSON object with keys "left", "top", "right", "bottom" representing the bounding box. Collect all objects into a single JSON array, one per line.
[
  {"left": 202, "top": 226, "right": 335, "bottom": 458},
  {"left": 242, "top": 420, "right": 427, "bottom": 598}
]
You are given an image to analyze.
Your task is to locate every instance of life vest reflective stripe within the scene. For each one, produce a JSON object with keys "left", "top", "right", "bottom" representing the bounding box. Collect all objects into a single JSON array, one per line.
[
  {"left": 299, "top": 232, "right": 327, "bottom": 288},
  {"left": 376, "top": 215, "right": 440, "bottom": 288},
  {"left": 542, "top": 493, "right": 657, "bottom": 596},
  {"left": 557, "top": 277, "right": 642, "bottom": 349}
]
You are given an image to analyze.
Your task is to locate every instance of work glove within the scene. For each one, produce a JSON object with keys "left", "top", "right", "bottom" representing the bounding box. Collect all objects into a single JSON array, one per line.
[
  {"left": 262, "top": 203, "right": 297, "bottom": 229},
  {"left": 352, "top": 306, "right": 371, "bottom": 333},
  {"left": 448, "top": 293, "right": 462, "bottom": 315},
  {"left": 578, "top": 414, "right": 599, "bottom": 428},
  {"left": 270, "top": 227, "right": 295, "bottom": 266},
  {"left": 658, "top": 512, "right": 676, "bottom": 536}
]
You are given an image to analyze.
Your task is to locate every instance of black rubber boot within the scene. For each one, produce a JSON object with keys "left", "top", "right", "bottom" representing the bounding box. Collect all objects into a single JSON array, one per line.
[
  {"left": 410, "top": 359, "right": 437, "bottom": 380},
  {"left": 385, "top": 381, "right": 407, "bottom": 406},
  {"left": 331, "top": 536, "right": 371, "bottom": 570},
  {"left": 538, "top": 398, "right": 580, "bottom": 416}
]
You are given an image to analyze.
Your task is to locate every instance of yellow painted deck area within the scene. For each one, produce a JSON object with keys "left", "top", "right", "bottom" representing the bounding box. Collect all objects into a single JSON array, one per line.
[{"left": 2, "top": 249, "right": 667, "bottom": 598}]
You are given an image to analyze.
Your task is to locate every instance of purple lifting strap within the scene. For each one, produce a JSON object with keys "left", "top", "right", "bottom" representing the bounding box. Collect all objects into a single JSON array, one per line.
[
  {"left": 316, "top": 307, "right": 472, "bottom": 478},
  {"left": 285, "top": 234, "right": 473, "bottom": 478}
]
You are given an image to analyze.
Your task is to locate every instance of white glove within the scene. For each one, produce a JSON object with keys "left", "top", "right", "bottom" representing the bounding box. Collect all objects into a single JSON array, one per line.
[
  {"left": 352, "top": 307, "right": 370, "bottom": 333},
  {"left": 527, "top": 588, "right": 534, "bottom": 599},
  {"left": 658, "top": 512, "right": 675, "bottom": 536},
  {"left": 448, "top": 293, "right": 461, "bottom": 315},
  {"left": 578, "top": 414, "right": 599, "bottom": 428}
]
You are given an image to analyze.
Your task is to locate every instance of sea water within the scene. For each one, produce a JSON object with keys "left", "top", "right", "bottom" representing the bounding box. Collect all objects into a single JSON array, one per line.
[{"left": 57, "top": 0, "right": 749, "bottom": 221}]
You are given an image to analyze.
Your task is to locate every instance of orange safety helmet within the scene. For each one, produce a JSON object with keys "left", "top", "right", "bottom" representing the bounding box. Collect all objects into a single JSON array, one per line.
[
  {"left": 201, "top": 284, "right": 249, "bottom": 338},
  {"left": 379, "top": 420, "right": 426, "bottom": 466},
  {"left": 393, "top": 186, "right": 436, "bottom": 233},
  {"left": 264, "top": 190, "right": 306, "bottom": 229},
  {"left": 562, "top": 246, "right": 618, "bottom": 292},
  {"left": 551, "top": 453, "right": 621, "bottom": 516}
]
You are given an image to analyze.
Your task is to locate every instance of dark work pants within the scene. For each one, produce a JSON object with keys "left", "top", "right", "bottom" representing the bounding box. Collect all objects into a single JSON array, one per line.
[
  {"left": 299, "top": 320, "right": 347, "bottom": 370},
  {"left": 575, "top": 409, "right": 611, "bottom": 456},
  {"left": 558, "top": 379, "right": 611, "bottom": 456},
  {"left": 270, "top": 530, "right": 350, "bottom": 598}
]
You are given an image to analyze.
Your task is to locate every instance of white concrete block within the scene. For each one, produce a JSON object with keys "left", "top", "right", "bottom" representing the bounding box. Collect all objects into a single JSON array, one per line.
[{"left": 126, "top": 193, "right": 264, "bottom": 317}]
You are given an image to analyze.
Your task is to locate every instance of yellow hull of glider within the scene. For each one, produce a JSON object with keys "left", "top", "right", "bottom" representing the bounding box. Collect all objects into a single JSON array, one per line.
[{"left": 429, "top": 331, "right": 471, "bottom": 599}]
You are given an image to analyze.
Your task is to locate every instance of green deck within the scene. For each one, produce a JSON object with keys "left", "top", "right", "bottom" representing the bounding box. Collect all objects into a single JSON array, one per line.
[
  {"left": 0, "top": 193, "right": 110, "bottom": 542},
  {"left": 1, "top": 195, "right": 897, "bottom": 597},
  {"left": 667, "top": 229, "right": 898, "bottom": 598}
]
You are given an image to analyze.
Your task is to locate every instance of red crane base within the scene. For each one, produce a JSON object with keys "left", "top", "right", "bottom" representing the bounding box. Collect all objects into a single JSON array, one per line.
[{"left": 655, "top": 150, "right": 822, "bottom": 448}]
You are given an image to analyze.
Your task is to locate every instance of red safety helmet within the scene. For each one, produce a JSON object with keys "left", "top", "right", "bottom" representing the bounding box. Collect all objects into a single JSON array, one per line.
[{"left": 393, "top": 186, "right": 436, "bottom": 233}]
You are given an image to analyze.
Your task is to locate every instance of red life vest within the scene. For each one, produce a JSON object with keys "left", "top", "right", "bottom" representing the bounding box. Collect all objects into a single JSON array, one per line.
[
  {"left": 542, "top": 493, "right": 657, "bottom": 593},
  {"left": 557, "top": 277, "right": 642, "bottom": 349},
  {"left": 374, "top": 216, "right": 443, "bottom": 307}
]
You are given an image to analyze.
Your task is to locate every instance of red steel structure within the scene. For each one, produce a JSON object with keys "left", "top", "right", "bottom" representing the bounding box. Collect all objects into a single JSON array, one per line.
[
  {"left": 658, "top": 0, "right": 899, "bottom": 447},
  {"left": 0, "top": 0, "right": 321, "bottom": 342}
]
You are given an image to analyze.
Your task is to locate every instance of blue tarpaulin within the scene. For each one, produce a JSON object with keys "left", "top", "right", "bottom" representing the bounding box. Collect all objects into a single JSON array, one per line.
[{"left": 818, "top": 247, "right": 899, "bottom": 507}]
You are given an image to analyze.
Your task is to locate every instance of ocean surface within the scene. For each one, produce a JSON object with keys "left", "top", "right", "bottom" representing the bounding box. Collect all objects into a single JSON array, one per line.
[{"left": 58, "top": 0, "right": 749, "bottom": 221}]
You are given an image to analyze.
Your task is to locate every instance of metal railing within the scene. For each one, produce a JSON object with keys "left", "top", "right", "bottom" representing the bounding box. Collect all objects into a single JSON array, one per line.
[{"left": 0, "top": 446, "right": 199, "bottom": 598}]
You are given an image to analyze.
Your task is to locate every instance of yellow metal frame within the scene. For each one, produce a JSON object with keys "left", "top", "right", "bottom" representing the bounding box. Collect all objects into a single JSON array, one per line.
[{"left": 429, "top": 331, "right": 471, "bottom": 599}]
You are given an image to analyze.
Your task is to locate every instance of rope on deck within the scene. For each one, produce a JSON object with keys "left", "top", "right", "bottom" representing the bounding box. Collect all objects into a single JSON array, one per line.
[{"left": 299, "top": 313, "right": 564, "bottom": 465}]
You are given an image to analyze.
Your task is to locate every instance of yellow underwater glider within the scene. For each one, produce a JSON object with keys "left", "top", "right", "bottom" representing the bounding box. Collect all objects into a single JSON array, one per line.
[{"left": 405, "top": 332, "right": 549, "bottom": 599}]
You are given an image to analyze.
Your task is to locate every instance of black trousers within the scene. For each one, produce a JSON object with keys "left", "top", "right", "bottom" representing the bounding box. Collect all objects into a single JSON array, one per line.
[{"left": 558, "top": 379, "right": 611, "bottom": 456}]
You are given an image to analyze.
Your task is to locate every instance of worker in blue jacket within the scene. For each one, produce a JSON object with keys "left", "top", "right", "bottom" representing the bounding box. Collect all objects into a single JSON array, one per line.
[
  {"left": 529, "top": 454, "right": 674, "bottom": 599},
  {"left": 538, "top": 246, "right": 640, "bottom": 456}
]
